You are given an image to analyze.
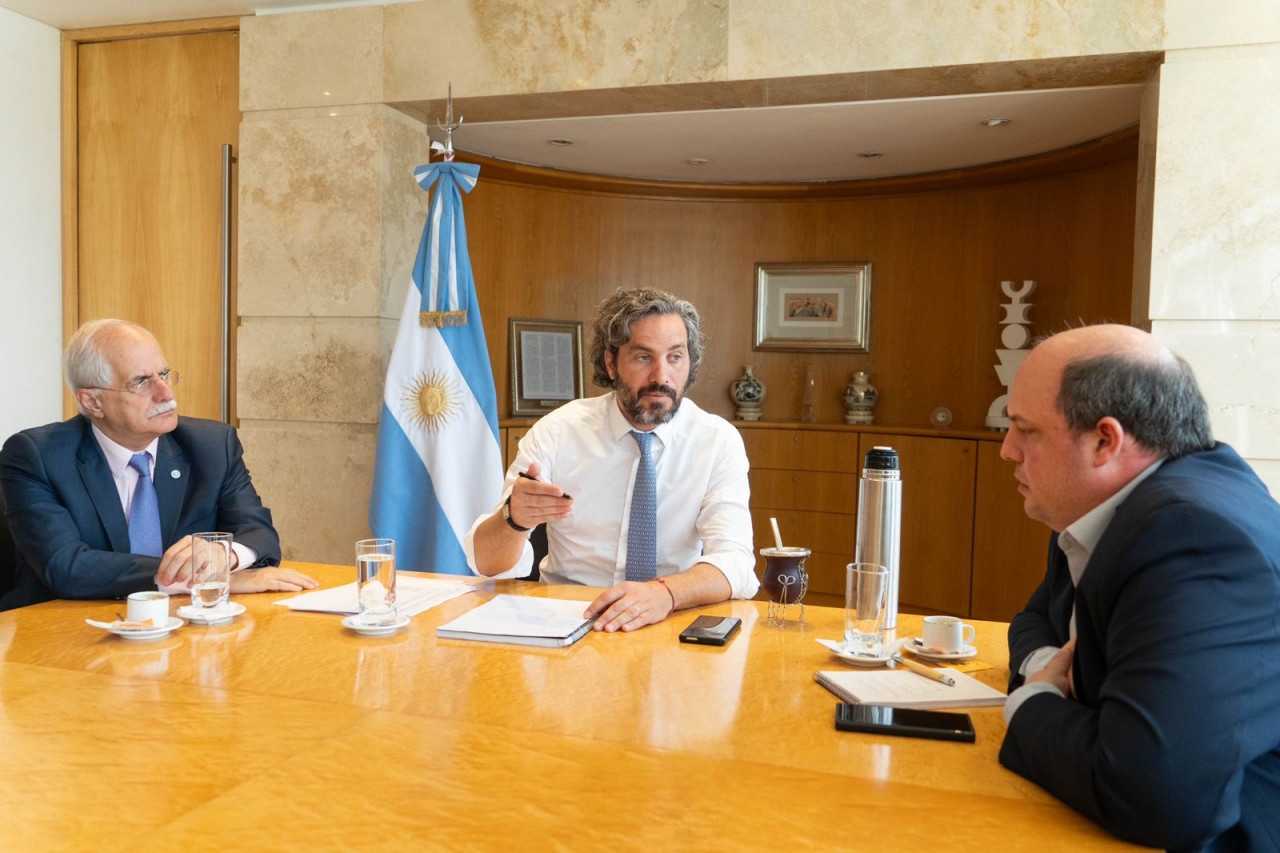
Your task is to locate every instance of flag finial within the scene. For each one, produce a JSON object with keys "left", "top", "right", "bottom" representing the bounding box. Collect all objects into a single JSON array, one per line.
[{"left": 432, "top": 83, "right": 463, "bottom": 162}]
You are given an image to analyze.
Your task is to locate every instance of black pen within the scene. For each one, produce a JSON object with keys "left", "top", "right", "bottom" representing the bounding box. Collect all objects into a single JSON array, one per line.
[{"left": 519, "top": 470, "right": 571, "bottom": 501}]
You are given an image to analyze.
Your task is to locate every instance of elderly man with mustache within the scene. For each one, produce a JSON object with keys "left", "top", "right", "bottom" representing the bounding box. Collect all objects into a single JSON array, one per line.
[
  {"left": 0, "top": 319, "right": 316, "bottom": 610},
  {"left": 466, "top": 288, "right": 757, "bottom": 632}
]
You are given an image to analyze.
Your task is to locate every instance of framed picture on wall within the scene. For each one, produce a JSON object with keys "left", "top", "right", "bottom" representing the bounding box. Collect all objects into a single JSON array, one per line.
[
  {"left": 753, "top": 262, "right": 872, "bottom": 352},
  {"left": 510, "top": 318, "right": 585, "bottom": 417}
]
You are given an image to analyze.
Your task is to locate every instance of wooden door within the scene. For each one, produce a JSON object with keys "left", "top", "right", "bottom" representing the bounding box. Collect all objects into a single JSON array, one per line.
[{"left": 74, "top": 29, "right": 239, "bottom": 421}]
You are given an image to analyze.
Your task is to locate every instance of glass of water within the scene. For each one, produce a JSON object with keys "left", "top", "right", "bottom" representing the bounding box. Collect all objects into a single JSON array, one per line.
[
  {"left": 356, "top": 538, "right": 397, "bottom": 626},
  {"left": 190, "top": 532, "right": 233, "bottom": 611},
  {"left": 845, "top": 562, "right": 889, "bottom": 657}
]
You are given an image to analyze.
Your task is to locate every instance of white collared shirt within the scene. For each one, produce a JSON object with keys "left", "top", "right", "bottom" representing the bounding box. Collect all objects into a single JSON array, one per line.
[
  {"left": 90, "top": 425, "right": 257, "bottom": 579},
  {"left": 462, "top": 392, "right": 759, "bottom": 598}
]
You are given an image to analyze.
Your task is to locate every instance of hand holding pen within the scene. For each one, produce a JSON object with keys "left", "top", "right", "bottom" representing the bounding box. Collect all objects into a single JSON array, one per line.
[{"left": 507, "top": 461, "right": 574, "bottom": 529}]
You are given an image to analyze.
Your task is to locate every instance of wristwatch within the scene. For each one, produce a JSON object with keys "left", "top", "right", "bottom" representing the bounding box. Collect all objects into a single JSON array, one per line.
[{"left": 502, "top": 494, "right": 531, "bottom": 532}]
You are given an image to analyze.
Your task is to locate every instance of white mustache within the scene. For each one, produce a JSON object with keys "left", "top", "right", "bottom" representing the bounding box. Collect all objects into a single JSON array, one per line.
[{"left": 148, "top": 400, "right": 177, "bottom": 418}]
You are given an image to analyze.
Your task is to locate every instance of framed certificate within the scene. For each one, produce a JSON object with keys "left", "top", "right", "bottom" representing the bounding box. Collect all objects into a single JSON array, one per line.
[{"left": 509, "top": 318, "right": 585, "bottom": 417}]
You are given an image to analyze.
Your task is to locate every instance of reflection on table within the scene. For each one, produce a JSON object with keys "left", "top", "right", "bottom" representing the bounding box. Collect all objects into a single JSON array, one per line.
[{"left": 0, "top": 562, "right": 1141, "bottom": 850}]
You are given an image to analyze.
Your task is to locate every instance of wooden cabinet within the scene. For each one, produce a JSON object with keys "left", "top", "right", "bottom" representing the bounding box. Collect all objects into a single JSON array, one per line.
[
  {"left": 970, "top": 441, "right": 1052, "bottom": 621},
  {"left": 742, "top": 428, "right": 859, "bottom": 599},
  {"left": 858, "top": 433, "right": 975, "bottom": 617},
  {"left": 741, "top": 422, "right": 1048, "bottom": 619}
]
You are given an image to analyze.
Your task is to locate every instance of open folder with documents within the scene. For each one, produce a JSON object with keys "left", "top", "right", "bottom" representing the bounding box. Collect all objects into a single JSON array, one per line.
[
  {"left": 436, "top": 595, "right": 596, "bottom": 647},
  {"left": 815, "top": 667, "right": 1006, "bottom": 710}
]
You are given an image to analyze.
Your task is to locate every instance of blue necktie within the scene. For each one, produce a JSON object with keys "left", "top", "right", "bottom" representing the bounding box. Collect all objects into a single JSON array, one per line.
[
  {"left": 626, "top": 430, "right": 658, "bottom": 582},
  {"left": 127, "top": 452, "right": 163, "bottom": 557}
]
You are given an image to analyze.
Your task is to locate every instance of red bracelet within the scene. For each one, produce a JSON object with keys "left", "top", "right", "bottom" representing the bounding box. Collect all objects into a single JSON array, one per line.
[{"left": 653, "top": 576, "right": 676, "bottom": 613}]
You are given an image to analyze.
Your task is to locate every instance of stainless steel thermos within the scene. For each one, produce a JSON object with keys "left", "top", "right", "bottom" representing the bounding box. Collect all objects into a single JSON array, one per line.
[{"left": 854, "top": 446, "right": 902, "bottom": 631}]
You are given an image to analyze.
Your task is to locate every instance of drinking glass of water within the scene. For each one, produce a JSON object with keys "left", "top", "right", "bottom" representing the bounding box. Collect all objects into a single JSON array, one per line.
[
  {"left": 190, "top": 532, "right": 233, "bottom": 611},
  {"left": 356, "top": 538, "right": 397, "bottom": 626}
]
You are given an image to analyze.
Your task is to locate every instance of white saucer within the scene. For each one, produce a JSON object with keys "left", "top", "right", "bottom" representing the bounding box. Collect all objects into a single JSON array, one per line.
[
  {"left": 816, "top": 637, "right": 907, "bottom": 666},
  {"left": 177, "top": 602, "right": 246, "bottom": 625},
  {"left": 341, "top": 614, "right": 410, "bottom": 636},
  {"left": 909, "top": 638, "right": 978, "bottom": 662},
  {"left": 89, "top": 616, "right": 184, "bottom": 641}
]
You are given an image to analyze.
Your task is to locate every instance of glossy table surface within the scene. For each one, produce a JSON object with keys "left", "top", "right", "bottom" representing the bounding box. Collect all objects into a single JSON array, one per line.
[{"left": 0, "top": 563, "right": 1143, "bottom": 850}]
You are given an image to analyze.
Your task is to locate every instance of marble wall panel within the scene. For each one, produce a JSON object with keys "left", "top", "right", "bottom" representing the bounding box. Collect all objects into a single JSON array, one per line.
[
  {"left": 1153, "top": 319, "right": 1280, "bottom": 462},
  {"left": 1166, "top": 0, "right": 1280, "bottom": 49},
  {"left": 381, "top": 109, "right": 431, "bottom": 319},
  {"left": 237, "top": 317, "right": 387, "bottom": 425},
  {"left": 727, "top": 0, "right": 1164, "bottom": 81},
  {"left": 239, "top": 108, "right": 384, "bottom": 318},
  {"left": 1131, "top": 66, "right": 1161, "bottom": 329},
  {"left": 1148, "top": 46, "right": 1280, "bottom": 321},
  {"left": 241, "top": 6, "right": 384, "bottom": 112},
  {"left": 384, "top": 0, "right": 728, "bottom": 103},
  {"left": 237, "top": 421, "right": 377, "bottom": 565}
]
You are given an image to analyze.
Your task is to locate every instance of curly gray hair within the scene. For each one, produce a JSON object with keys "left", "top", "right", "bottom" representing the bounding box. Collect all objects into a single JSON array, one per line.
[{"left": 588, "top": 288, "right": 705, "bottom": 389}]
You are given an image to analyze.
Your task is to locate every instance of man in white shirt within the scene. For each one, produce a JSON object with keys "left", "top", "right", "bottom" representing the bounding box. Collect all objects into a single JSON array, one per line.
[
  {"left": 466, "top": 288, "right": 756, "bottom": 632},
  {"left": 0, "top": 319, "right": 317, "bottom": 609}
]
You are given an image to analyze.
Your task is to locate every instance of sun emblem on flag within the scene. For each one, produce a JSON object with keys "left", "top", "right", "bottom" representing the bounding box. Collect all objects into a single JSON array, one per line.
[{"left": 402, "top": 370, "right": 460, "bottom": 433}]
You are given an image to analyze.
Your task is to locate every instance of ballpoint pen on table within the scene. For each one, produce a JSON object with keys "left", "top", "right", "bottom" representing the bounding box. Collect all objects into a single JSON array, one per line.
[{"left": 892, "top": 653, "right": 956, "bottom": 687}]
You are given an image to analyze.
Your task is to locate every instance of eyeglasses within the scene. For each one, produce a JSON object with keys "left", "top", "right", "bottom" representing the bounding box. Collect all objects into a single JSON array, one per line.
[{"left": 91, "top": 368, "right": 181, "bottom": 396}]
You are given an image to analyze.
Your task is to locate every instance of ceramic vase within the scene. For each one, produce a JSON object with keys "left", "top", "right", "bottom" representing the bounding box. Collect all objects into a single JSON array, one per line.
[
  {"left": 730, "top": 366, "right": 765, "bottom": 421},
  {"left": 843, "top": 371, "right": 878, "bottom": 425}
]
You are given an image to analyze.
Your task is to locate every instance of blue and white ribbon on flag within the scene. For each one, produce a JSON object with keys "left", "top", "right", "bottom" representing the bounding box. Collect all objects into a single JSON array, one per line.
[{"left": 369, "top": 161, "right": 503, "bottom": 573}]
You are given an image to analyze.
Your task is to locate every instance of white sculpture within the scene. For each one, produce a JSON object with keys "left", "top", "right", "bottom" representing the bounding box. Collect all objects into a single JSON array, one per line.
[{"left": 986, "top": 279, "right": 1037, "bottom": 430}]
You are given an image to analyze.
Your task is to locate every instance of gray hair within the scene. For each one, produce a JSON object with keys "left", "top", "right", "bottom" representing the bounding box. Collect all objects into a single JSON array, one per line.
[
  {"left": 64, "top": 319, "right": 150, "bottom": 417},
  {"left": 1057, "top": 352, "right": 1214, "bottom": 459},
  {"left": 588, "top": 288, "right": 706, "bottom": 389}
]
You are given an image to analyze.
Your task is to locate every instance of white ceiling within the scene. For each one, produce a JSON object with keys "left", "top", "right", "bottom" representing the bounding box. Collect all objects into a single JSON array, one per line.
[
  {"left": 5, "top": 0, "right": 1144, "bottom": 183},
  {"left": 442, "top": 86, "right": 1143, "bottom": 184}
]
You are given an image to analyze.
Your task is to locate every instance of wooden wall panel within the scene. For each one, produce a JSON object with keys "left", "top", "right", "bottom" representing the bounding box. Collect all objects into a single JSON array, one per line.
[{"left": 462, "top": 150, "right": 1136, "bottom": 430}]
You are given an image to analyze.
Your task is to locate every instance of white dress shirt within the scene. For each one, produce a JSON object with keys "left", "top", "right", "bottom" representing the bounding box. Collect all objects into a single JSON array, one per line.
[
  {"left": 462, "top": 393, "right": 759, "bottom": 599},
  {"left": 90, "top": 425, "right": 256, "bottom": 588},
  {"left": 1004, "top": 458, "right": 1164, "bottom": 723}
]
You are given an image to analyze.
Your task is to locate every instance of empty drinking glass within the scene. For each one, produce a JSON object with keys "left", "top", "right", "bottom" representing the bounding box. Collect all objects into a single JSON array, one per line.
[{"left": 845, "top": 562, "right": 889, "bottom": 656}]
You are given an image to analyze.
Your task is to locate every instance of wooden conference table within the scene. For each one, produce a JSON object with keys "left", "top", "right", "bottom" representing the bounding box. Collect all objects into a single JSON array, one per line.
[{"left": 0, "top": 562, "right": 1142, "bottom": 851}]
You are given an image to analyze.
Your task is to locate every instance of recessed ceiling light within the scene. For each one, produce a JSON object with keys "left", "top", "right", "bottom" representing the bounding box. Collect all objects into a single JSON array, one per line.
[
  {"left": 857, "top": 152, "right": 884, "bottom": 159},
  {"left": 687, "top": 157, "right": 709, "bottom": 166},
  {"left": 981, "top": 118, "right": 1012, "bottom": 127},
  {"left": 547, "top": 139, "right": 574, "bottom": 146}
]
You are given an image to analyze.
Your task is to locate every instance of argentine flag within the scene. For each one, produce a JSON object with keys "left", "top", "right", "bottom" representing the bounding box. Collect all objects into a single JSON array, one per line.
[{"left": 369, "top": 161, "right": 503, "bottom": 573}]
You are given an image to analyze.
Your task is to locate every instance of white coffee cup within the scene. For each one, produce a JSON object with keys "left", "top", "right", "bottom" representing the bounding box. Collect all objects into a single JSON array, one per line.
[
  {"left": 126, "top": 591, "right": 170, "bottom": 627},
  {"left": 921, "top": 615, "right": 975, "bottom": 653}
]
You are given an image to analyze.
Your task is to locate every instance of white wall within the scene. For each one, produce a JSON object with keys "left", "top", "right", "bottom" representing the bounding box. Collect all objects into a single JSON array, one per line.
[{"left": 0, "top": 8, "right": 62, "bottom": 441}]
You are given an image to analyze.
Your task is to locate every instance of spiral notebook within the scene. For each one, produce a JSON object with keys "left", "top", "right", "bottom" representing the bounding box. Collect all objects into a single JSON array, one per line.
[{"left": 814, "top": 667, "right": 1006, "bottom": 710}]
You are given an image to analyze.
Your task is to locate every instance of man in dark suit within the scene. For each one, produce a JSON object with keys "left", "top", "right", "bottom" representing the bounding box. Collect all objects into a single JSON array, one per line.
[
  {"left": 999, "top": 324, "right": 1280, "bottom": 851},
  {"left": 0, "top": 319, "right": 317, "bottom": 610}
]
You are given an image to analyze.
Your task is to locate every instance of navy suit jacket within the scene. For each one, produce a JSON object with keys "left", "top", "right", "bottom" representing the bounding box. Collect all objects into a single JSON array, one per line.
[
  {"left": 0, "top": 415, "right": 280, "bottom": 610},
  {"left": 1001, "top": 443, "right": 1280, "bottom": 851}
]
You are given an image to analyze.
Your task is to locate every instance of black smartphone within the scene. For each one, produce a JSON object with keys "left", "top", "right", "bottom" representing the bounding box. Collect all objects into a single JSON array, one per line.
[
  {"left": 678, "top": 615, "right": 741, "bottom": 646},
  {"left": 835, "top": 703, "right": 976, "bottom": 743}
]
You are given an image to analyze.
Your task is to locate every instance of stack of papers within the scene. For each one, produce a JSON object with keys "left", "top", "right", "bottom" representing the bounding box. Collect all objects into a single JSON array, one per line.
[
  {"left": 814, "top": 667, "right": 1006, "bottom": 709},
  {"left": 436, "top": 595, "right": 596, "bottom": 648},
  {"left": 277, "top": 575, "right": 476, "bottom": 617}
]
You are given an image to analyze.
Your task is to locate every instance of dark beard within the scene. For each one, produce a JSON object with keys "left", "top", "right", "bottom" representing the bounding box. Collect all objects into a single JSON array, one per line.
[{"left": 617, "top": 382, "right": 682, "bottom": 427}]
